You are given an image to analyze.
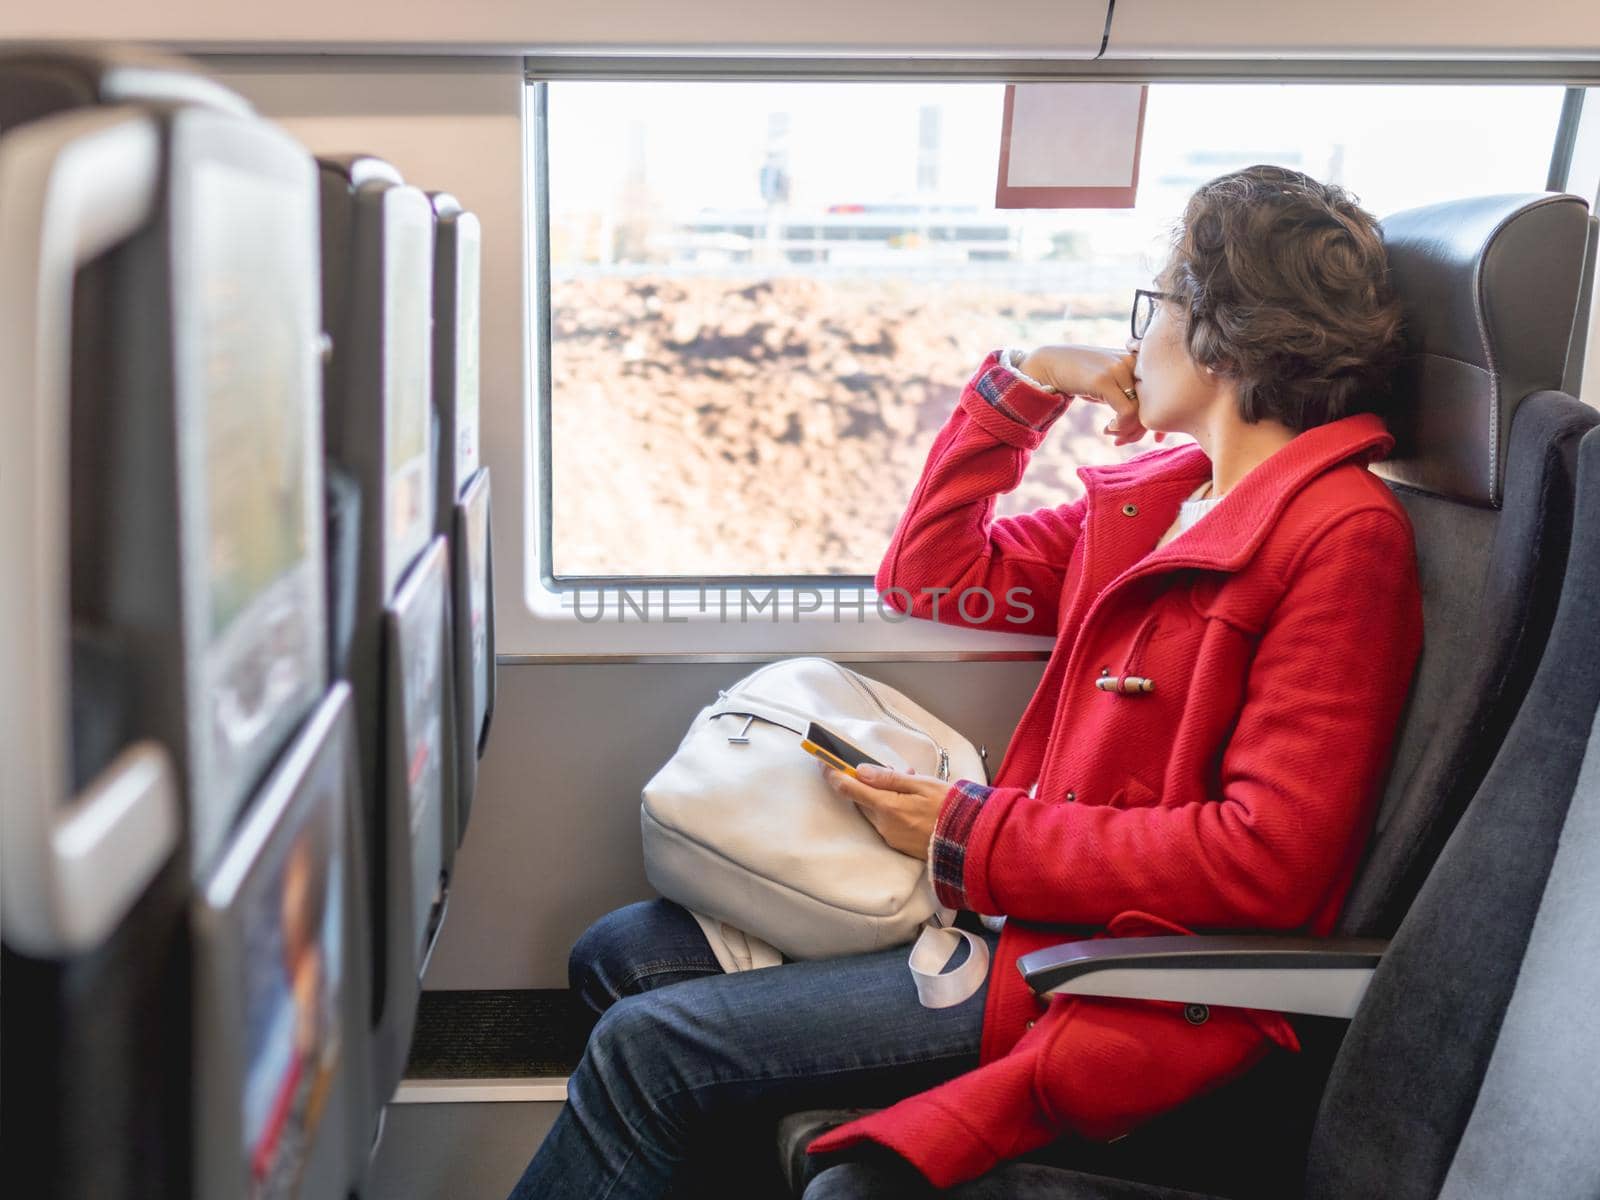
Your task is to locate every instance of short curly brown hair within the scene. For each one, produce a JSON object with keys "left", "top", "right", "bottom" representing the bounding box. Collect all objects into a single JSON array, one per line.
[{"left": 1161, "top": 164, "right": 1404, "bottom": 432}]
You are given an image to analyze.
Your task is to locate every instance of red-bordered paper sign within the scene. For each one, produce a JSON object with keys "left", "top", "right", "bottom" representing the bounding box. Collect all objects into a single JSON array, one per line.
[{"left": 996, "top": 83, "right": 1149, "bottom": 209}]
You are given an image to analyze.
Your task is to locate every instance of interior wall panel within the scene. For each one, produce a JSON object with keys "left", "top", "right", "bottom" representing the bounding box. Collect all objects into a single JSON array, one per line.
[
  {"left": 10, "top": 0, "right": 1600, "bottom": 59},
  {"left": 0, "top": 0, "right": 1108, "bottom": 56},
  {"left": 423, "top": 659, "right": 1045, "bottom": 990}
]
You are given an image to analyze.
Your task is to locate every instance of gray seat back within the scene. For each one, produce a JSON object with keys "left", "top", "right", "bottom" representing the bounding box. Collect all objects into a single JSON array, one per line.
[
  {"left": 1339, "top": 192, "right": 1597, "bottom": 937},
  {"left": 428, "top": 190, "right": 494, "bottom": 851},
  {"left": 1309, "top": 423, "right": 1600, "bottom": 1200},
  {"left": 1435, "top": 671, "right": 1600, "bottom": 1198},
  {"left": 318, "top": 152, "right": 453, "bottom": 1116}
]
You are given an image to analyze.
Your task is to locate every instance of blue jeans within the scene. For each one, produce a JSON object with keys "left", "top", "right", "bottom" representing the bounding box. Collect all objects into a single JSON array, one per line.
[{"left": 507, "top": 899, "right": 998, "bottom": 1200}]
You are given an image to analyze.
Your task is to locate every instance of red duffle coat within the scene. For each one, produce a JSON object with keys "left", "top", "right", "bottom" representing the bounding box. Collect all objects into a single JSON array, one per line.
[{"left": 808, "top": 352, "right": 1424, "bottom": 1187}]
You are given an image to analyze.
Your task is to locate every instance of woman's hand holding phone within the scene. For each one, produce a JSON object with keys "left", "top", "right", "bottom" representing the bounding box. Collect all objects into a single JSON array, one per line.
[
  {"left": 819, "top": 760, "right": 949, "bottom": 861},
  {"left": 1018, "top": 344, "right": 1163, "bottom": 447}
]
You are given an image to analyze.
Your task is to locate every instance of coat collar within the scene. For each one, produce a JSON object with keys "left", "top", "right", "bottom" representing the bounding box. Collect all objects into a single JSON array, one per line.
[{"left": 1078, "top": 412, "right": 1396, "bottom": 578}]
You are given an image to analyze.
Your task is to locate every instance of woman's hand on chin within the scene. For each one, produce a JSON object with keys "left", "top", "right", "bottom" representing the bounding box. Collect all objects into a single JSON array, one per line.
[
  {"left": 1019, "top": 344, "right": 1156, "bottom": 446},
  {"left": 820, "top": 761, "right": 948, "bottom": 861}
]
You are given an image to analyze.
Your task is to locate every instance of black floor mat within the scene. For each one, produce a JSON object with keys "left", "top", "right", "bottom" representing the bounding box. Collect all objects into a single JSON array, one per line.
[{"left": 404, "top": 989, "right": 591, "bottom": 1079}]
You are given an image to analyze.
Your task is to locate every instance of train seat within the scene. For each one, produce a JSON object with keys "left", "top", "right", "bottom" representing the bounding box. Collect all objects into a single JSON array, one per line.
[
  {"left": 1344, "top": 190, "right": 1598, "bottom": 934},
  {"left": 429, "top": 189, "right": 496, "bottom": 850},
  {"left": 317, "top": 153, "right": 457, "bottom": 1118},
  {"left": 0, "top": 45, "right": 369, "bottom": 1200},
  {"left": 780, "top": 190, "right": 1600, "bottom": 1196},
  {"left": 802, "top": 416, "right": 1600, "bottom": 1200}
]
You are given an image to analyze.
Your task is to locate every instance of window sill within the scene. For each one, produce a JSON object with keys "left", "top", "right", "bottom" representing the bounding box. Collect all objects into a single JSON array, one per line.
[{"left": 494, "top": 576, "right": 1057, "bottom": 658}]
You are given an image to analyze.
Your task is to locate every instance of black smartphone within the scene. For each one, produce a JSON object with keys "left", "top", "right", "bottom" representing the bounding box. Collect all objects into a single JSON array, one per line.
[{"left": 800, "top": 720, "right": 885, "bottom": 778}]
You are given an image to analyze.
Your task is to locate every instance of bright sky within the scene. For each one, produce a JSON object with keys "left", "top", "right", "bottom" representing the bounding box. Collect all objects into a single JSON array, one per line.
[{"left": 544, "top": 81, "right": 1564, "bottom": 259}]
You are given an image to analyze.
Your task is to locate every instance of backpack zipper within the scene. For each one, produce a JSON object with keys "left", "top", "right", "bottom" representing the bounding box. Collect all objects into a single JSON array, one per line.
[
  {"left": 829, "top": 662, "right": 952, "bottom": 779},
  {"left": 722, "top": 656, "right": 953, "bottom": 779}
]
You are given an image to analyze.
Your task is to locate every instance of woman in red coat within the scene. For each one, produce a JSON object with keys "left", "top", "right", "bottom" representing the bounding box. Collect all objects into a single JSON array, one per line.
[{"left": 507, "top": 164, "right": 1423, "bottom": 1199}]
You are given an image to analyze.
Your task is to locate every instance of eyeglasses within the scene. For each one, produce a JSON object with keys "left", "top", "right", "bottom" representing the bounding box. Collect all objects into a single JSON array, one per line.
[{"left": 1131, "top": 289, "right": 1174, "bottom": 341}]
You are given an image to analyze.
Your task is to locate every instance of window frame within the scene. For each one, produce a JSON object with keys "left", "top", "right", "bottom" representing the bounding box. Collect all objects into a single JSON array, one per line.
[
  {"left": 513, "top": 60, "right": 1593, "bottom": 655},
  {"left": 530, "top": 79, "right": 878, "bottom": 593}
]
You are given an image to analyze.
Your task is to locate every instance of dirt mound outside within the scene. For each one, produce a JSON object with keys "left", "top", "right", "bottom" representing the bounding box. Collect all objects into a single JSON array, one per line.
[{"left": 550, "top": 273, "right": 1153, "bottom": 578}]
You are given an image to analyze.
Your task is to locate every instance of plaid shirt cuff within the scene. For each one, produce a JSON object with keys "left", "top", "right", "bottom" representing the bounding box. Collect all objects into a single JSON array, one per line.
[
  {"left": 929, "top": 779, "right": 993, "bottom": 911},
  {"left": 969, "top": 349, "right": 1070, "bottom": 432}
]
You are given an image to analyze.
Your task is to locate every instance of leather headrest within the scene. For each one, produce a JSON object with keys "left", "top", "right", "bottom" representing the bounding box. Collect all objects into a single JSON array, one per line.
[
  {"left": 319, "top": 154, "right": 406, "bottom": 190},
  {"left": 1375, "top": 193, "right": 1591, "bottom": 507}
]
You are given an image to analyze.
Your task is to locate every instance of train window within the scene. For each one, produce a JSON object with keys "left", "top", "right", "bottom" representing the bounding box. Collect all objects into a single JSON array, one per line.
[{"left": 533, "top": 80, "right": 1567, "bottom": 583}]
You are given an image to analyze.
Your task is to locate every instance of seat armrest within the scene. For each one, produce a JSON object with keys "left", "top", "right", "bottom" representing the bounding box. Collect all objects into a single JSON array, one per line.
[{"left": 1017, "top": 935, "right": 1389, "bottom": 1019}]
